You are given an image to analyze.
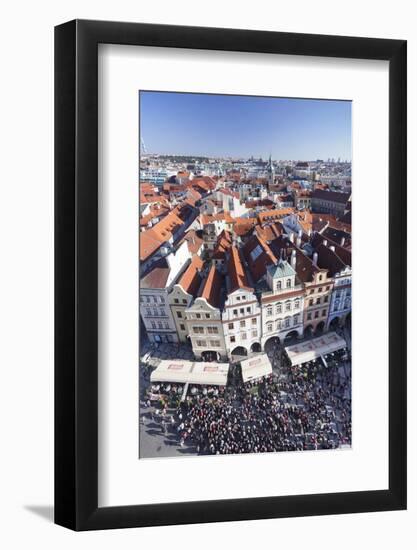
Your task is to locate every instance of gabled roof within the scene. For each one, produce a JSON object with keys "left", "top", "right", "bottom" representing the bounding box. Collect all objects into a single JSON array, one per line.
[
  {"left": 212, "top": 230, "right": 232, "bottom": 260},
  {"left": 243, "top": 234, "right": 277, "bottom": 281},
  {"left": 199, "top": 265, "right": 223, "bottom": 308},
  {"left": 257, "top": 208, "right": 295, "bottom": 224},
  {"left": 177, "top": 255, "right": 204, "bottom": 295},
  {"left": 140, "top": 258, "right": 170, "bottom": 289},
  {"left": 228, "top": 246, "right": 253, "bottom": 293},
  {"left": 312, "top": 189, "right": 350, "bottom": 204},
  {"left": 255, "top": 222, "right": 283, "bottom": 242}
]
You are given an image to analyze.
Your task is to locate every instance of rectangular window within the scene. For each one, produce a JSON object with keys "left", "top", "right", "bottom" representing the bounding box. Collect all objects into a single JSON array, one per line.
[
  {"left": 314, "top": 311, "right": 319, "bottom": 319},
  {"left": 180, "top": 324, "right": 185, "bottom": 331},
  {"left": 151, "top": 321, "right": 156, "bottom": 329},
  {"left": 307, "top": 313, "right": 312, "bottom": 320},
  {"left": 196, "top": 313, "right": 201, "bottom": 319},
  {"left": 196, "top": 340, "right": 206, "bottom": 347},
  {"left": 322, "top": 309, "right": 326, "bottom": 317},
  {"left": 267, "top": 307, "right": 272, "bottom": 316},
  {"left": 277, "top": 303, "right": 282, "bottom": 313},
  {"left": 159, "top": 296, "right": 165, "bottom": 303},
  {"left": 228, "top": 323, "right": 234, "bottom": 330},
  {"left": 285, "top": 302, "right": 291, "bottom": 311},
  {"left": 240, "top": 308, "right": 244, "bottom": 314},
  {"left": 233, "top": 309, "right": 238, "bottom": 316},
  {"left": 316, "top": 297, "right": 321, "bottom": 305},
  {"left": 242, "top": 333, "right": 247, "bottom": 340},
  {"left": 182, "top": 299, "right": 187, "bottom": 304},
  {"left": 324, "top": 296, "right": 329, "bottom": 303},
  {"left": 252, "top": 318, "right": 257, "bottom": 325},
  {"left": 240, "top": 320, "right": 245, "bottom": 328},
  {"left": 176, "top": 311, "right": 182, "bottom": 318},
  {"left": 252, "top": 330, "right": 257, "bottom": 337},
  {"left": 309, "top": 299, "right": 313, "bottom": 306},
  {"left": 207, "top": 326, "right": 219, "bottom": 334},
  {"left": 205, "top": 313, "right": 210, "bottom": 319},
  {"left": 193, "top": 327, "right": 204, "bottom": 334},
  {"left": 230, "top": 336, "right": 236, "bottom": 343},
  {"left": 174, "top": 298, "right": 179, "bottom": 304},
  {"left": 246, "top": 307, "right": 251, "bottom": 313}
]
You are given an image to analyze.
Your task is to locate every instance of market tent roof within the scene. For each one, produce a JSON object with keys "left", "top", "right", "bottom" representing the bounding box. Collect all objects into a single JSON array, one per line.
[
  {"left": 150, "top": 360, "right": 194, "bottom": 384},
  {"left": 284, "top": 332, "right": 347, "bottom": 367},
  {"left": 240, "top": 353, "right": 272, "bottom": 383},
  {"left": 150, "top": 360, "right": 229, "bottom": 385},
  {"left": 187, "top": 362, "right": 229, "bottom": 386}
]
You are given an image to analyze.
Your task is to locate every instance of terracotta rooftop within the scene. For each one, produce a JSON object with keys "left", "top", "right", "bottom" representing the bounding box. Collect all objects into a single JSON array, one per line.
[
  {"left": 257, "top": 208, "right": 295, "bottom": 223},
  {"left": 228, "top": 246, "right": 253, "bottom": 293},
  {"left": 177, "top": 255, "right": 204, "bottom": 295},
  {"left": 199, "top": 265, "right": 223, "bottom": 308},
  {"left": 140, "top": 258, "right": 170, "bottom": 289},
  {"left": 212, "top": 230, "right": 233, "bottom": 260}
]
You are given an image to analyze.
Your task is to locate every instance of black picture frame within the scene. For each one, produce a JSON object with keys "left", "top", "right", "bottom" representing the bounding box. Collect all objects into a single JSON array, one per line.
[{"left": 55, "top": 19, "right": 407, "bottom": 531}]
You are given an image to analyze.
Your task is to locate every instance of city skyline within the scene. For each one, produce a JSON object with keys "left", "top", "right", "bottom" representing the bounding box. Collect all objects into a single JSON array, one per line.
[{"left": 140, "top": 91, "right": 352, "bottom": 161}]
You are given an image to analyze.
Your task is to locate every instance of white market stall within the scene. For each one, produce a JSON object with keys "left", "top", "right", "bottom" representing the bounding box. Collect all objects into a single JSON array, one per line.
[
  {"left": 240, "top": 353, "right": 273, "bottom": 383},
  {"left": 150, "top": 360, "right": 229, "bottom": 386},
  {"left": 284, "top": 332, "right": 347, "bottom": 367},
  {"left": 187, "top": 362, "right": 229, "bottom": 386},
  {"left": 150, "top": 359, "right": 194, "bottom": 384}
]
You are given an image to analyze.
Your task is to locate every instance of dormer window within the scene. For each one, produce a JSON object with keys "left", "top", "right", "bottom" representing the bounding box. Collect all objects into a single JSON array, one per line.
[
  {"left": 286, "top": 279, "right": 291, "bottom": 288},
  {"left": 277, "top": 280, "right": 282, "bottom": 290}
]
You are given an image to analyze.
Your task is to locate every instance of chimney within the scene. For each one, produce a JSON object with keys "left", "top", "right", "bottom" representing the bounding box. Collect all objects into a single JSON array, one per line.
[
  {"left": 291, "top": 249, "right": 297, "bottom": 269},
  {"left": 340, "top": 237, "right": 346, "bottom": 247},
  {"left": 329, "top": 245, "right": 335, "bottom": 252},
  {"left": 313, "top": 252, "right": 318, "bottom": 266}
]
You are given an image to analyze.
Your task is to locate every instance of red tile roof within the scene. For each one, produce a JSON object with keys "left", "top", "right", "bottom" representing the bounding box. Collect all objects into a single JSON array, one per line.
[
  {"left": 177, "top": 255, "right": 204, "bottom": 295},
  {"left": 199, "top": 265, "right": 223, "bottom": 308},
  {"left": 228, "top": 246, "right": 253, "bottom": 293},
  {"left": 212, "top": 230, "right": 233, "bottom": 260}
]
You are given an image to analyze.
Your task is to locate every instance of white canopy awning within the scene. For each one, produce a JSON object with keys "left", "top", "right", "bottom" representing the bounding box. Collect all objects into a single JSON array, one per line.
[
  {"left": 150, "top": 360, "right": 229, "bottom": 386},
  {"left": 188, "top": 362, "right": 229, "bottom": 386},
  {"left": 150, "top": 360, "right": 194, "bottom": 384},
  {"left": 284, "top": 332, "right": 347, "bottom": 367},
  {"left": 240, "top": 353, "right": 272, "bottom": 383}
]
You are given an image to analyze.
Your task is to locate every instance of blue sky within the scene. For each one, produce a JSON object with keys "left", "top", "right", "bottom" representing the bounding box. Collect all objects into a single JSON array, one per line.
[{"left": 140, "top": 91, "right": 351, "bottom": 161}]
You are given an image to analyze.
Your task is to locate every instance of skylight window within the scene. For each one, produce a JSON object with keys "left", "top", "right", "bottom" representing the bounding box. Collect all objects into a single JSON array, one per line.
[{"left": 250, "top": 245, "right": 263, "bottom": 261}]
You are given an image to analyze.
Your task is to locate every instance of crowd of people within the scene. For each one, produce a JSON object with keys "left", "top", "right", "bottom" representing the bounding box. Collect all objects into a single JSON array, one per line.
[{"left": 174, "top": 357, "right": 351, "bottom": 455}]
